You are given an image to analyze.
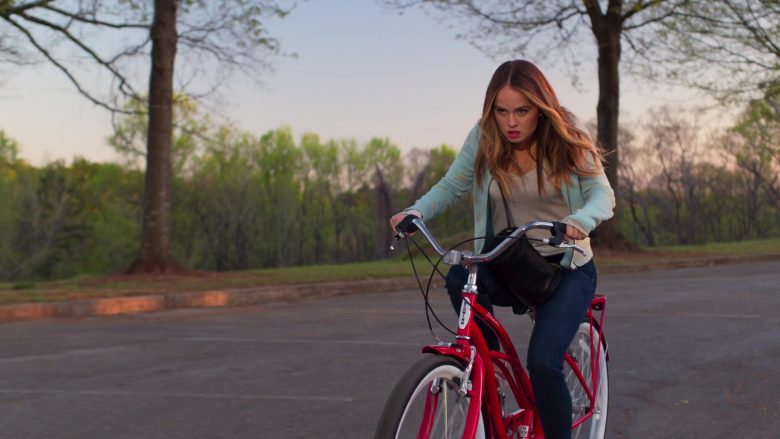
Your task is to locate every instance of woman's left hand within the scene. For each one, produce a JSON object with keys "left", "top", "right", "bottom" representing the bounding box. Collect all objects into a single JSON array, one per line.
[{"left": 565, "top": 224, "right": 586, "bottom": 242}]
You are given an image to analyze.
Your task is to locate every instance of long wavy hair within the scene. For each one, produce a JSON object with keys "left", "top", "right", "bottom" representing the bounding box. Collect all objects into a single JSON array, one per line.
[{"left": 475, "top": 60, "right": 604, "bottom": 196}]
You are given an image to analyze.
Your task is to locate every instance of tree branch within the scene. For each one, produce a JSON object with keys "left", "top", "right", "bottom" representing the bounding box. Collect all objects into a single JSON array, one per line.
[
  {"left": 623, "top": 2, "right": 685, "bottom": 31},
  {"left": 16, "top": 10, "right": 137, "bottom": 97},
  {"left": 0, "top": 0, "right": 52, "bottom": 16},
  {"left": 3, "top": 14, "right": 130, "bottom": 113},
  {"left": 42, "top": 4, "right": 148, "bottom": 29},
  {"left": 722, "top": 0, "right": 780, "bottom": 57}
]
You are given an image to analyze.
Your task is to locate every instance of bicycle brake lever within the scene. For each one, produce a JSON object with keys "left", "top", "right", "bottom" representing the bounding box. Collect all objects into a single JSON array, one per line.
[
  {"left": 541, "top": 238, "right": 587, "bottom": 255},
  {"left": 390, "top": 232, "right": 405, "bottom": 251},
  {"left": 558, "top": 242, "right": 587, "bottom": 255}
]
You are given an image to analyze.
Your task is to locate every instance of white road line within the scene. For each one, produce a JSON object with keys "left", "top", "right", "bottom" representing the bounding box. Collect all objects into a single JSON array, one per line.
[
  {"left": 0, "top": 347, "right": 128, "bottom": 364},
  {"left": 0, "top": 388, "right": 353, "bottom": 402},
  {"left": 616, "top": 313, "right": 762, "bottom": 319},
  {"left": 0, "top": 338, "right": 424, "bottom": 351},
  {"left": 179, "top": 337, "right": 422, "bottom": 346}
]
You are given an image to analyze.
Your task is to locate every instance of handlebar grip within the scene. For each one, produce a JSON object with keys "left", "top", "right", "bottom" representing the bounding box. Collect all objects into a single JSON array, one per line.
[
  {"left": 550, "top": 222, "right": 598, "bottom": 244},
  {"left": 396, "top": 214, "right": 419, "bottom": 234},
  {"left": 548, "top": 221, "right": 566, "bottom": 246}
]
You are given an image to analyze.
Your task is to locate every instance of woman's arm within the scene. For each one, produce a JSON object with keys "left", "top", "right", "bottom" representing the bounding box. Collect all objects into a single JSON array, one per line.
[
  {"left": 403, "top": 124, "right": 481, "bottom": 221},
  {"left": 563, "top": 165, "right": 616, "bottom": 235}
]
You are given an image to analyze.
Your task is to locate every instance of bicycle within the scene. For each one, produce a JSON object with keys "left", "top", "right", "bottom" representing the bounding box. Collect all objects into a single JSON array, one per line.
[{"left": 375, "top": 216, "right": 609, "bottom": 439}]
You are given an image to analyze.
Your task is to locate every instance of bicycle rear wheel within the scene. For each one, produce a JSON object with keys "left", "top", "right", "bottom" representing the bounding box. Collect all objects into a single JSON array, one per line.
[
  {"left": 566, "top": 320, "right": 609, "bottom": 439},
  {"left": 375, "top": 354, "right": 485, "bottom": 439}
]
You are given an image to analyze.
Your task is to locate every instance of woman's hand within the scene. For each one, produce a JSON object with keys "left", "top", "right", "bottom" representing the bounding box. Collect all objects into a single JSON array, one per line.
[
  {"left": 389, "top": 213, "right": 407, "bottom": 232},
  {"left": 564, "top": 223, "right": 586, "bottom": 242},
  {"left": 390, "top": 212, "right": 419, "bottom": 236}
]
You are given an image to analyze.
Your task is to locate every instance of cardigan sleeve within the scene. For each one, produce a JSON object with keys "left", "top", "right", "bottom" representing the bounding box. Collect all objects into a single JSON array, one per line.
[
  {"left": 562, "top": 157, "right": 616, "bottom": 234},
  {"left": 406, "top": 124, "right": 480, "bottom": 220}
]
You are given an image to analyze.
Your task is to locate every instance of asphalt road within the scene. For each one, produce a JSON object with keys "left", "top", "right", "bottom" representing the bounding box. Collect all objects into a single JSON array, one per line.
[{"left": 0, "top": 260, "right": 779, "bottom": 438}]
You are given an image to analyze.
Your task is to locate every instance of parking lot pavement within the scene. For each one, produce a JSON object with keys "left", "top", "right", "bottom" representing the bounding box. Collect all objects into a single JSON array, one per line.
[{"left": 0, "top": 260, "right": 778, "bottom": 438}]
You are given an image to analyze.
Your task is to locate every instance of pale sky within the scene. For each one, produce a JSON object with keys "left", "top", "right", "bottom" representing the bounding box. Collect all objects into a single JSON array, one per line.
[{"left": 0, "top": 0, "right": 704, "bottom": 166}]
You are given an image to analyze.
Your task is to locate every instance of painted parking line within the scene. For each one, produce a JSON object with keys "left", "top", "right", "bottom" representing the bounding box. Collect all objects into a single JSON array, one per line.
[
  {"left": 0, "top": 346, "right": 128, "bottom": 364},
  {"left": 178, "top": 337, "right": 422, "bottom": 346},
  {"left": 0, "top": 388, "right": 354, "bottom": 402},
  {"left": 615, "top": 313, "right": 762, "bottom": 320}
]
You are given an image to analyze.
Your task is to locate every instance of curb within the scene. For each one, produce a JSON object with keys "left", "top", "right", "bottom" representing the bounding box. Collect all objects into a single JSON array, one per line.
[
  {"left": 1, "top": 254, "right": 778, "bottom": 324},
  {"left": 0, "top": 277, "right": 446, "bottom": 324}
]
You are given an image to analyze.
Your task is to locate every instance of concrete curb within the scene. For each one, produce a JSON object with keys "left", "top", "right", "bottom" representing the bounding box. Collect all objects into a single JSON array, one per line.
[{"left": 2, "top": 254, "right": 778, "bottom": 324}]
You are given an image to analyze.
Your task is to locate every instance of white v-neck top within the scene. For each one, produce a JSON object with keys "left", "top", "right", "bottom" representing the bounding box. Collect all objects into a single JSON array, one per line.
[{"left": 489, "top": 169, "right": 569, "bottom": 257}]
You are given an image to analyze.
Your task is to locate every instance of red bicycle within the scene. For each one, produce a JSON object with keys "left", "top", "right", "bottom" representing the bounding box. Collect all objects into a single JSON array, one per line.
[{"left": 375, "top": 217, "right": 608, "bottom": 439}]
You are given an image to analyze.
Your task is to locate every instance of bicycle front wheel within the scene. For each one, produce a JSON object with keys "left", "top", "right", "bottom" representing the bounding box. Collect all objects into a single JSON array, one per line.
[
  {"left": 566, "top": 320, "right": 609, "bottom": 439},
  {"left": 375, "top": 354, "right": 485, "bottom": 439}
]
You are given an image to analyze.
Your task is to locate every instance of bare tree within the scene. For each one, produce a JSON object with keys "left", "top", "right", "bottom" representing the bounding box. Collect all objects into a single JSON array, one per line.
[
  {"left": 642, "top": 107, "right": 708, "bottom": 244},
  {"left": 615, "top": 122, "right": 657, "bottom": 245}
]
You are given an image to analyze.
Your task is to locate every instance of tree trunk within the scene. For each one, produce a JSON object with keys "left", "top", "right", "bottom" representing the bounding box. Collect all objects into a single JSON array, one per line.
[
  {"left": 374, "top": 165, "right": 394, "bottom": 259},
  {"left": 591, "top": 12, "right": 634, "bottom": 249},
  {"left": 127, "top": 0, "right": 183, "bottom": 273}
]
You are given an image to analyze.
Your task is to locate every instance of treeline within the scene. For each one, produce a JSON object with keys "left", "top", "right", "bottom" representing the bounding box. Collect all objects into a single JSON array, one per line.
[
  {"left": 618, "top": 100, "right": 780, "bottom": 246},
  {"left": 0, "top": 125, "right": 470, "bottom": 281},
  {"left": 1, "top": 97, "right": 778, "bottom": 281}
]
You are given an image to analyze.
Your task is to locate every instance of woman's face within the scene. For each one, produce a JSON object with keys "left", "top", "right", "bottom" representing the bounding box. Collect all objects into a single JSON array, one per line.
[{"left": 493, "top": 85, "right": 539, "bottom": 148}]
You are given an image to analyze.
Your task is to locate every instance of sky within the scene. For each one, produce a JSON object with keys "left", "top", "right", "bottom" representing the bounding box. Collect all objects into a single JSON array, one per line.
[{"left": 0, "top": 0, "right": 705, "bottom": 166}]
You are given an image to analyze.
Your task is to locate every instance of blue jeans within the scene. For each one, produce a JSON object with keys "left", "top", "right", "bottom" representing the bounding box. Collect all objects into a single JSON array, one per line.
[{"left": 445, "top": 261, "right": 597, "bottom": 439}]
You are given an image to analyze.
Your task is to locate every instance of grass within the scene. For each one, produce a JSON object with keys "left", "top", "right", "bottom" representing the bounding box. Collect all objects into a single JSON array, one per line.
[{"left": 1, "top": 238, "right": 778, "bottom": 306}]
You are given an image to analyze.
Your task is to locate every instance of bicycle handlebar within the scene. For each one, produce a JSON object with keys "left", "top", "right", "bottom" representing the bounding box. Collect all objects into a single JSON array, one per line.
[{"left": 393, "top": 216, "right": 587, "bottom": 266}]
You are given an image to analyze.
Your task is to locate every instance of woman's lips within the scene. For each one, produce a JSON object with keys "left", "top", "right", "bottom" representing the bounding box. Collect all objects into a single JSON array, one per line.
[{"left": 507, "top": 130, "right": 521, "bottom": 138}]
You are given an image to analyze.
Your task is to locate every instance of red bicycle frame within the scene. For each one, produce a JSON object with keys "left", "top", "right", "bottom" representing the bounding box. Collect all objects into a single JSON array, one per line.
[{"left": 421, "top": 288, "right": 607, "bottom": 439}]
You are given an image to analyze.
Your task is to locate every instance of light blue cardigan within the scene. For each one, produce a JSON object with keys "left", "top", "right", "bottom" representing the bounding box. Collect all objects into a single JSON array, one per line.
[{"left": 405, "top": 123, "right": 616, "bottom": 269}]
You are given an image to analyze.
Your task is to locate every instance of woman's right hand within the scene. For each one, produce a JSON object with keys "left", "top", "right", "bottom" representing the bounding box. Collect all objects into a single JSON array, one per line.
[
  {"left": 390, "top": 212, "right": 409, "bottom": 233},
  {"left": 390, "top": 212, "right": 419, "bottom": 236}
]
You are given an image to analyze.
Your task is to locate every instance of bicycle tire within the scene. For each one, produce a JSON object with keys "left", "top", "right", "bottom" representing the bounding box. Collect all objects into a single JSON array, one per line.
[
  {"left": 375, "top": 354, "right": 485, "bottom": 439},
  {"left": 566, "top": 319, "right": 609, "bottom": 439}
]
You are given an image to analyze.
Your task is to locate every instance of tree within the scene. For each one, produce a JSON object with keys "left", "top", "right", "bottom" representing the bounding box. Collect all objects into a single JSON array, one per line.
[
  {"left": 0, "top": 129, "right": 18, "bottom": 163},
  {"left": 108, "top": 95, "right": 205, "bottom": 173},
  {"left": 364, "top": 137, "right": 403, "bottom": 258},
  {"left": 130, "top": 0, "right": 179, "bottom": 272},
  {"left": 2, "top": 0, "right": 290, "bottom": 273},
  {"left": 642, "top": 107, "right": 705, "bottom": 244},
  {"left": 720, "top": 89, "right": 780, "bottom": 234}
]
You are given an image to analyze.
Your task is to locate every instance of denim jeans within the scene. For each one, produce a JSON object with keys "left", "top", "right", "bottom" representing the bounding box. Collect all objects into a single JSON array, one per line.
[{"left": 444, "top": 261, "right": 597, "bottom": 439}]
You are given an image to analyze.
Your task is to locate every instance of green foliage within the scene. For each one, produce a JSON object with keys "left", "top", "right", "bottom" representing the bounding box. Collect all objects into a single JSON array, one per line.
[
  {"left": 0, "top": 157, "right": 143, "bottom": 280},
  {"left": 0, "top": 129, "right": 18, "bottom": 163},
  {"left": 6, "top": 92, "right": 780, "bottom": 281},
  {"left": 108, "top": 95, "right": 209, "bottom": 173}
]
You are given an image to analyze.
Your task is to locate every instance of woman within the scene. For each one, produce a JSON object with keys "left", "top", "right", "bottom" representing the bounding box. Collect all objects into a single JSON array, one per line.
[{"left": 390, "top": 60, "right": 615, "bottom": 439}]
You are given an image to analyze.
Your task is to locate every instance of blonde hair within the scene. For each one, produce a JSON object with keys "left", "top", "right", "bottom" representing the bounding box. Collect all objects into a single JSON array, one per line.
[{"left": 475, "top": 60, "right": 604, "bottom": 196}]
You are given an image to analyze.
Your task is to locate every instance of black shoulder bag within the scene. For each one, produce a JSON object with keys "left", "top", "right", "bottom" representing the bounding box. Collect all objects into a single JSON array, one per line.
[{"left": 481, "top": 184, "right": 563, "bottom": 308}]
